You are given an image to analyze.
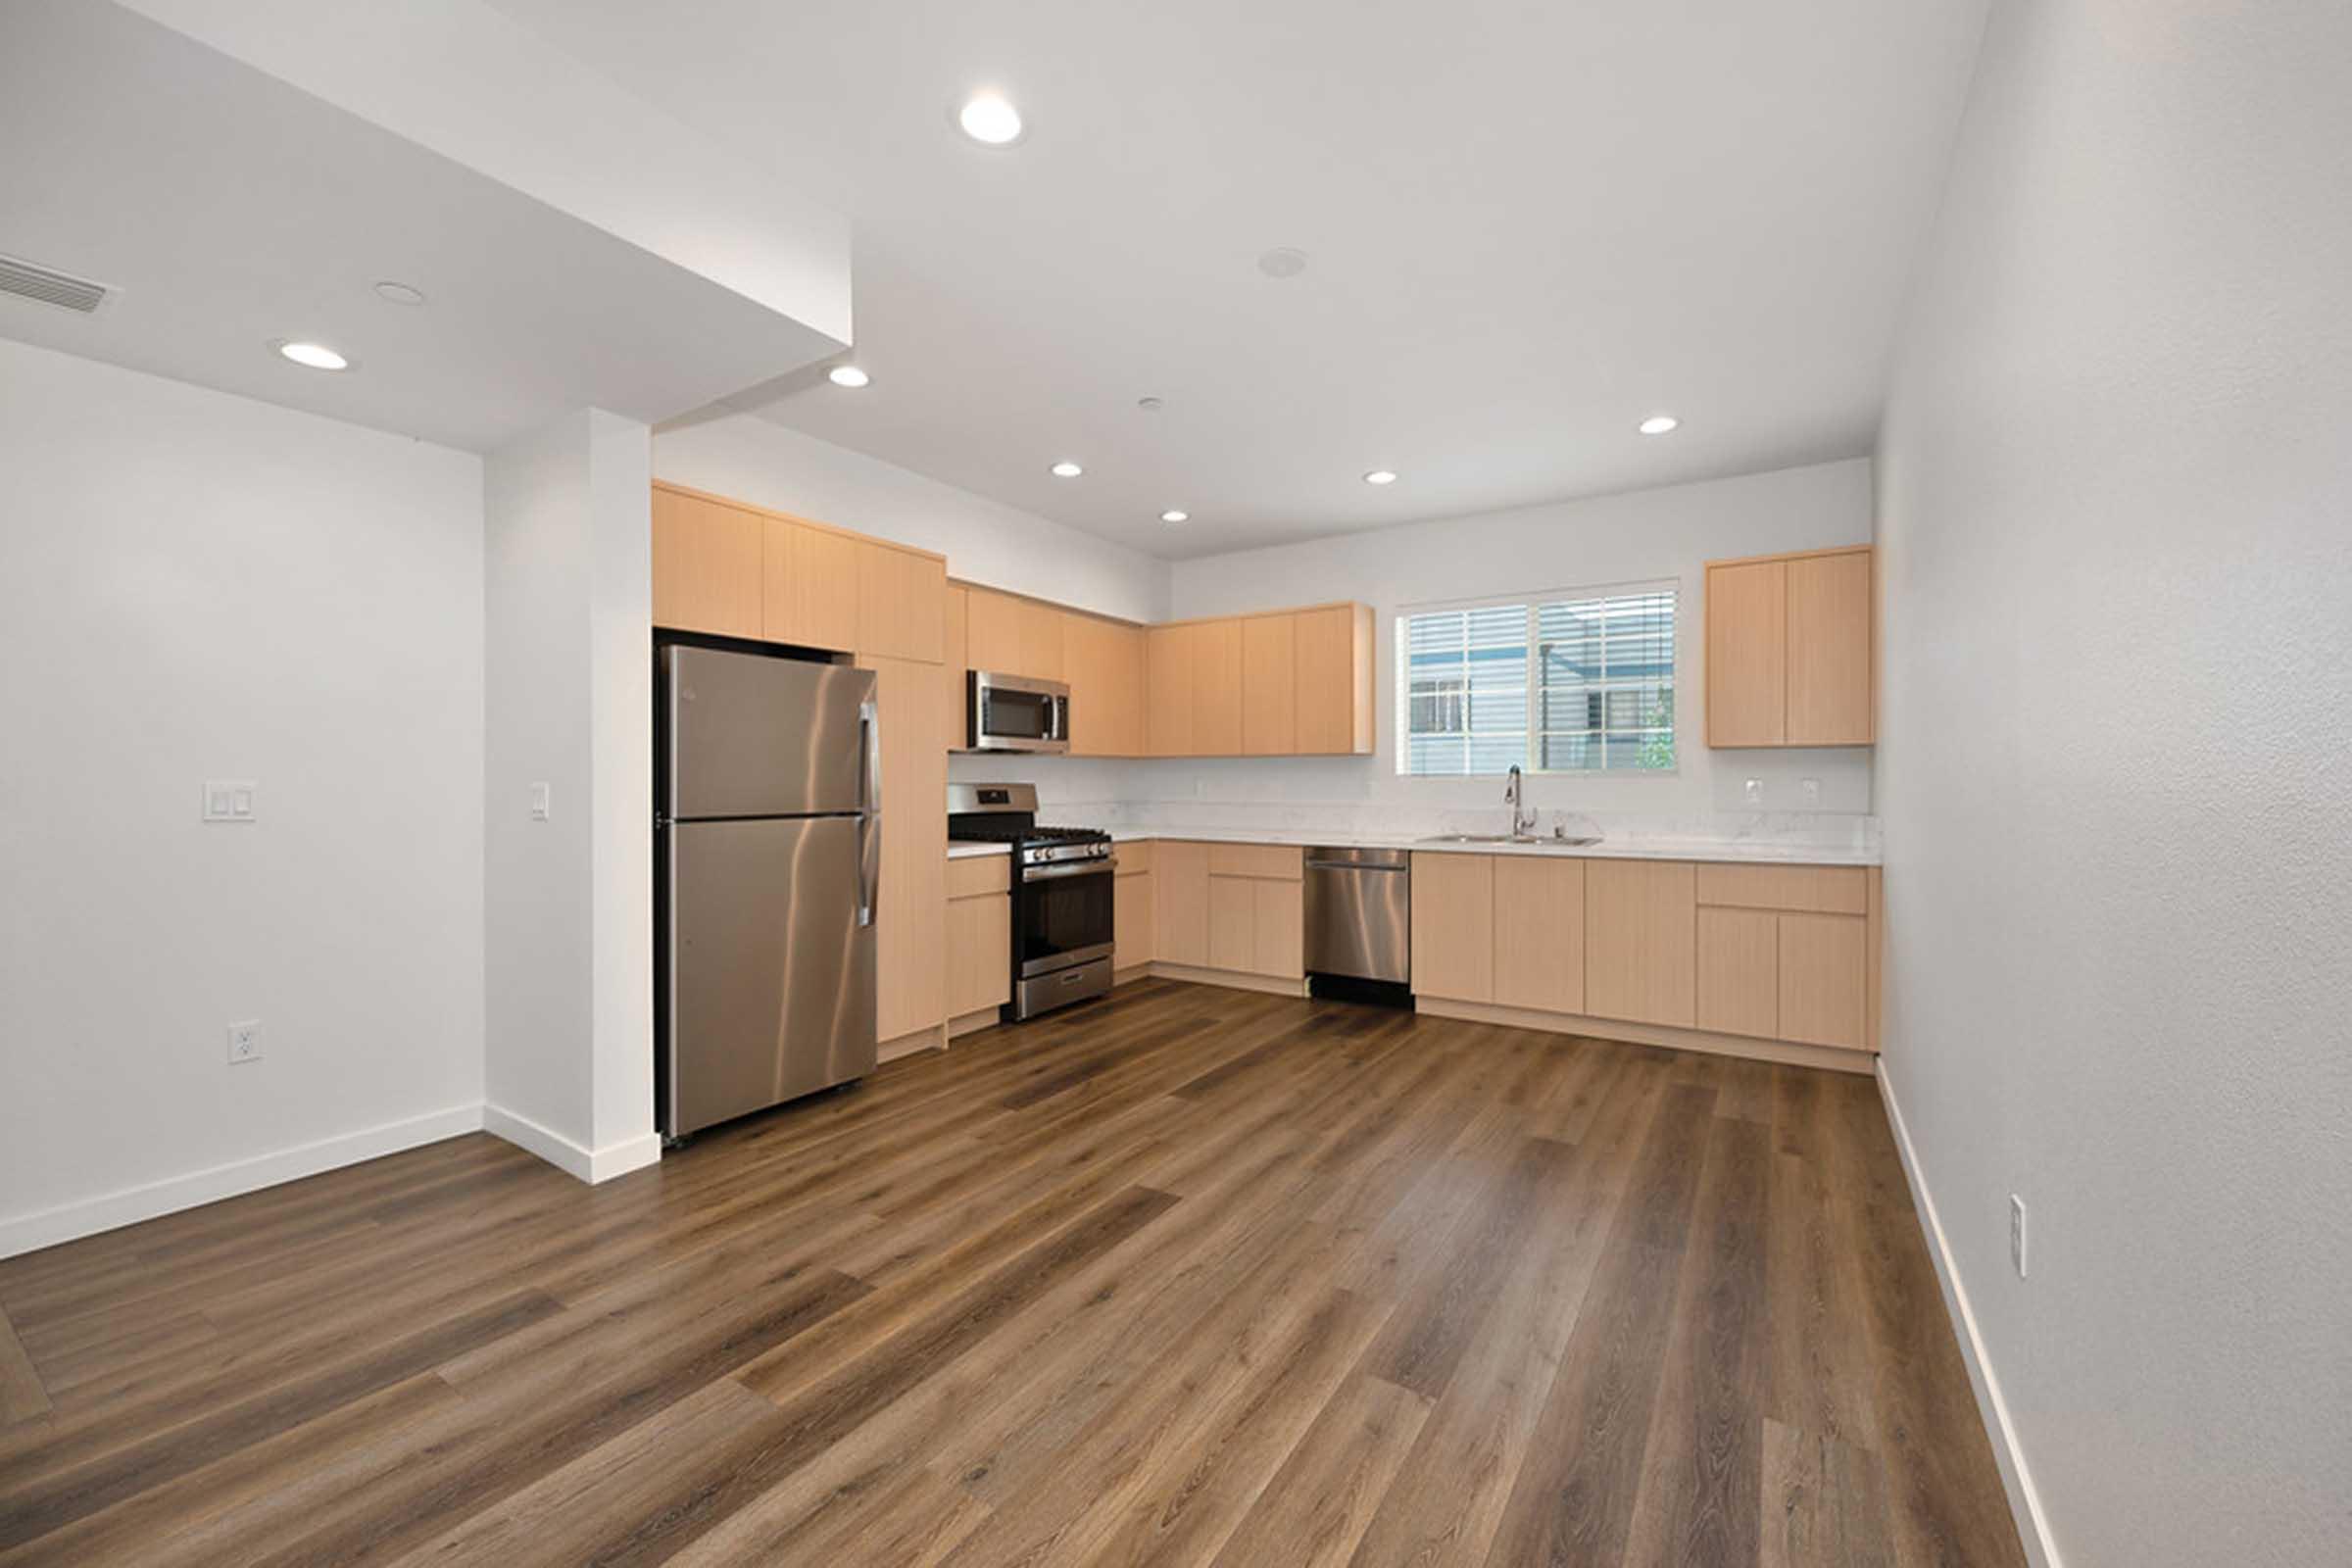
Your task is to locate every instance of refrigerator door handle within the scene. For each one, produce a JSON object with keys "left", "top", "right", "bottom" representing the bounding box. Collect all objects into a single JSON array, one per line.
[{"left": 857, "top": 699, "right": 881, "bottom": 927}]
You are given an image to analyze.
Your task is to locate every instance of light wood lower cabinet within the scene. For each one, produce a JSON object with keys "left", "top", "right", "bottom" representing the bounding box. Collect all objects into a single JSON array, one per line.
[
  {"left": 1493, "top": 857, "right": 1585, "bottom": 1013},
  {"left": 1409, "top": 852, "right": 1494, "bottom": 1002},
  {"left": 859, "top": 654, "right": 947, "bottom": 1043},
  {"left": 1776, "top": 911, "right": 1868, "bottom": 1048},
  {"left": 1148, "top": 841, "right": 1300, "bottom": 980},
  {"left": 1113, "top": 860, "right": 1154, "bottom": 972},
  {"left": 945, "top": 857, "right": 1011, "bottom": 1019},
  {"left": 1205, "top": 846, "right": 1303, "bottom": 980},
  {"left": 1696, "top": 906, "right": 1779, "bottom": 1038},
  {"left": 1407, "top": 849, "right": 1877, "bottom": 1061},
  {"left": 1153, "top": 840, "right": 1210, "bottom": 967},
  {"left": 1585, "top": 860, "right": 1697, "bottom": 1027}
]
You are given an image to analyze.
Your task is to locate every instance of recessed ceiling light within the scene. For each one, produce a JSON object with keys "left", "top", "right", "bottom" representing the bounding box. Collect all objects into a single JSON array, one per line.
[
  {"left": 1050, "top": 461, "right": 1084, "bottom": 478},
  {"left": 1639, "top": 414, "right": 1680, "bottom": 435},
  {"left": 827, "top": 365, "right": 871, "bottom": 388},
  {"left": 274, "top": 340, "right": 350, "bottom": 371},
  {"left": 1160, "top": 510, "right": 1189, "bottom": 524},
  {"left": 956, "top": 93, "right": 1024, "bottom": 146},
  {"left": 372, "top": 280, "right": 426, "bottom": 307},
  {"left": 1363, "top": 469, "right": 1398, "bottom": 485}
]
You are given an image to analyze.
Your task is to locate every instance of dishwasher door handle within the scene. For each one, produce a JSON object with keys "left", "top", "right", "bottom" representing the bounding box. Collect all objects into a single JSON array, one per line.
[{"left": 1306, "top": 859, "right": 1406, "bottom": 871}]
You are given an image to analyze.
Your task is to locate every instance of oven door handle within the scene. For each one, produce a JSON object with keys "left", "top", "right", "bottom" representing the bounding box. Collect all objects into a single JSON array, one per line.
[{"left": 1023, "top": 857, "right": 1116, "bottom": 882}]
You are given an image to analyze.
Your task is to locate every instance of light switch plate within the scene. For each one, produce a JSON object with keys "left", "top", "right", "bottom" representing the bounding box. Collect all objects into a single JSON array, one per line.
[
  {"left": 204, "top": 780, "right": 259, "bottom": 823},
  {"left": 227, "top": 1019, "right": 262, "bottom": 1064},
  {"left": 530, "top": 781, "right": 551, "bottom": 821},
  {"left": 2010, "top": 1194, "right": 2028, "bottom": 1278}
]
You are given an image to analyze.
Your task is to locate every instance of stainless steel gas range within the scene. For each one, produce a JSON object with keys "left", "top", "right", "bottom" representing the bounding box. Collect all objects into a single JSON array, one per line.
[{"left": 947, "top": 783, "right": 1115, "bottom": 1021}]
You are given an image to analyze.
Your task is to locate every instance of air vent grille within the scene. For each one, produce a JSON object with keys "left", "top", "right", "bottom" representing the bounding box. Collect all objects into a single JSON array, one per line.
[{"left": 0, "top": 253, "right": 110, "bottom": 314}]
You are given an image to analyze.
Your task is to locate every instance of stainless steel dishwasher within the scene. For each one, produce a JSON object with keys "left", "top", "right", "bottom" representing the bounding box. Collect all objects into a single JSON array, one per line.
[{"left": 1303, "top": 846, "right": 1412, "bottom": 1001}]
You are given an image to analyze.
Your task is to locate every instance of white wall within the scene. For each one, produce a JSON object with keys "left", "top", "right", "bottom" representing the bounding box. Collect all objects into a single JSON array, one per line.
[
  {"left": 1158, "top": 459, "right": 1877, "bottom": 823},
  {"left": 0, "top": 339, "right": 487, "bottom": 1254},
  {"left": 483, "top": 408, "right": 658, "bottom": 1181},
  {"left": 653, "top": 413, "right": 1170, "bottom": 623},
  {"left": 1874, "top": 4, "right": 2352, "bottom": 1564}
]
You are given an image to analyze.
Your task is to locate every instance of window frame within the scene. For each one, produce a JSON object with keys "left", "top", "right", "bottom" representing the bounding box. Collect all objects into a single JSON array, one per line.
[{"left": 1394, "top": 578, "right": 1681, "bottom": 779}]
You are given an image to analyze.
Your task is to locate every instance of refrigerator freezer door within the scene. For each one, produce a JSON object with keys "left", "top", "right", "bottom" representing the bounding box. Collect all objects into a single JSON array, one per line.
[
  {"left": 666, "top": 814, "right": 878, "bottom": 1137},
  {"left": 667, "top": 648, "right": 874, "bottom": 820}
]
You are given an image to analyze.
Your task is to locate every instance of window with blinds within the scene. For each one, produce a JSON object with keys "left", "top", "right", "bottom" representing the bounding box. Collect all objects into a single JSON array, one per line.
[{"left": 1397, "top": 585, "right": 1676, "bottom": 775}]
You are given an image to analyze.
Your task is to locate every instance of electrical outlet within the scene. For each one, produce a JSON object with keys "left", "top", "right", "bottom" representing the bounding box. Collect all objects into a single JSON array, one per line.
[
  {"left": 227, "top": 1019, "right": 262, "bottom": 1065},
  {"left": 203, "top": 779, "right": 259, "bottom": 823},
  {"left": 1743, "top": 777, "right": 1764, "bottom": 805},
  {"left": 2010, "top": 1194, "right": 2028, "bottom": 1278},
  {"left": 1801, "top": 776, "right": 1823, "bottom": 807}
]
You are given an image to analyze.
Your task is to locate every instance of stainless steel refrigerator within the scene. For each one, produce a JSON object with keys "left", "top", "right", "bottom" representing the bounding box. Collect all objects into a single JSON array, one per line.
[{"left": 657, "top": 645, "right": 879, "bottom": 1140}]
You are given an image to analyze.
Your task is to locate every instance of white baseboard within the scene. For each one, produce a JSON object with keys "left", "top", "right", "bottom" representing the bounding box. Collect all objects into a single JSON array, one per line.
[
  {"left": 0, "top": 1102, "right": 485, "bottom": 1261},
  {"left": 1876, "top": 1064, "right": 2064, "bottom": 1568},
  {"left": 481, "top": 1103, "right": 662, "bottom": 1185}
]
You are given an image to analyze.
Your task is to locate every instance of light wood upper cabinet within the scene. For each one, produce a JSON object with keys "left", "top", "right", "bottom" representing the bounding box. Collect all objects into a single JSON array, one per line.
[
  {"left": 1295, "top": 605, "right": 1375, "bottom": 755},
  {"left": 1786, "top": 550, "right": 1874, "bottom": 745},
  {"left": 1018, "top": 599, "right": 1064, "bottom": 682},
  {"left": 858, "top": 654, "right": 948, "bottom": 1043},
  {"left": 763, "top": 518, "right": 862, "bottom": 653},
  {"left": 1192, "top": 618, "right": 1244, "bottom": 756},
  {"left": 856, "top": 541, "right": 946, "bottom": 663},
  {"left": 1154, "top": 840, "right": 1210, "bottom": 966},
  {"left": 1065, "top": 613, "right": 1147, "bottom": 757},
  {"left": 1493, "top": 856, "right": 1585, "bottom": 1014},
  {"left": 1706, "top": 546, "right": 1874, "bottom": 748},
  {"left": 1242, "top": 614, "right": 1298, "bottom": 756},
  {"left": 1706, "top": 558, "right": 1787, "bottom": 747},
  {"left": 1410, "top": 852, "right": 1494, "bottom": 1003},
  {"left": 1585, "top": 860, "right": 1696, "bottom": 1027},
  {"left": 1147, "top": 624, "right": 1194, "bottom": 757},
  {"left": 963, "top": 587, "right": 1023, "bottom": 674},
  {"left": 651, "top": 487, "right": 762, "bottom": 638}
]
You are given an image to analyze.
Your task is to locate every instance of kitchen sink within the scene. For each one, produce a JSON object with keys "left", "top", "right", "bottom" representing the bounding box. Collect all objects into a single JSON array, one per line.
[{"left": 1417, "top": 832, "right": 1603, "bottom": 847}]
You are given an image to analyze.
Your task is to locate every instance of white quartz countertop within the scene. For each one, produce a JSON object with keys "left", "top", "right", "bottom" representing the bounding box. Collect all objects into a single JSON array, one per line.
[
  {"left": 1103, "top": 825, "right": 1878, "bottom": 866},
  {"left": 947, "top": 839, "right": 1013, "bottom": 859}
]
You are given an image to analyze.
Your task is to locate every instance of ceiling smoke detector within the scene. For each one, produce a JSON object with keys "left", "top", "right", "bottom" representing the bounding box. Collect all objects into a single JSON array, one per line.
[
  {"left": 373, "top": 280, "right": 427, "bottom": 307},
  {"left": 1136, "top": 396, "right": 1163, "bottom": 413},
  {"left": 1256, "top": 247, "right": 1308, "bottom": 279}
]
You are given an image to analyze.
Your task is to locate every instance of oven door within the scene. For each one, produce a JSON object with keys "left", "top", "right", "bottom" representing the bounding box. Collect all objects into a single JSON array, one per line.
[
  {"left": 969, "top": 671, "right": 1070, "bottom": 754},
  {"left": 1014, "top": 859, "right": 1115, "bottom": 978}
]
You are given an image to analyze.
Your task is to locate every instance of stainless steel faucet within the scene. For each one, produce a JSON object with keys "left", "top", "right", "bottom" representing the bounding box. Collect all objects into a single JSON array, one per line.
[{"left": 1505, "top": 764, "right": 1537, "bottom": 838}]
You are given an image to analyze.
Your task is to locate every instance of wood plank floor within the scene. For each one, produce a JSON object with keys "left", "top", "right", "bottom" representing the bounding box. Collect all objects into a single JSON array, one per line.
[{"left": 0, "top": 981, "right": 2026, "bottom": 1567}]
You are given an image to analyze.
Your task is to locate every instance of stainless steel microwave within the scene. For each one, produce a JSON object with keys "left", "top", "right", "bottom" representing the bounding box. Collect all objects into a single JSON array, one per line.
[{"left": 966, "top": 670, "right": 1070, "bottom": 753}]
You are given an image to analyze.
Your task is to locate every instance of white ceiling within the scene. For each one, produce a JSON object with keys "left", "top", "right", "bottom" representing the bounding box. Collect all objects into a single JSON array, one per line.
[
  {"left": 489, "top": 0, "right": 1990, "bottom": 558},
  {"left": 0, "top": 1, "right": 844, "bottom": 454}
]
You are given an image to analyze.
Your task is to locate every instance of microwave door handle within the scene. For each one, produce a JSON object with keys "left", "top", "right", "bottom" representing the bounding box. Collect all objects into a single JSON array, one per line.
[{"left": 858, "top": 698, "right": 880, "bottom": 927}]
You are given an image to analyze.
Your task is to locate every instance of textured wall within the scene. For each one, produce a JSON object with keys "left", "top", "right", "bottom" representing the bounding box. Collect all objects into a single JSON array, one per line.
[{"left": 1875, "top": 3, "right": 2352, "bottom": 1563}]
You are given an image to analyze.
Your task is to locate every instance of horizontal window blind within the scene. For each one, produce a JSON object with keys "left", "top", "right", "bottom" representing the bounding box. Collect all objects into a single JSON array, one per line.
[{"left": 1398, "top": 585, "right": 1676, "bottom": 776}]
